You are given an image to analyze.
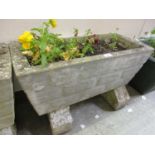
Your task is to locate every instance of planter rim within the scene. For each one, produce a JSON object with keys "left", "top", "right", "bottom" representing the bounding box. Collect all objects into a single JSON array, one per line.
[
  {"left": 10, "top": 34, "right": 154, "bottom": 77},
  {"left": 138, "top": 37, "right": 155, "bottom": 61}
]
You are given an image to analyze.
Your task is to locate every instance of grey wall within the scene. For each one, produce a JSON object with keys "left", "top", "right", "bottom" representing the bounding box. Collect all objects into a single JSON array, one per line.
[{"left": 0, "top": 19, "right": 155, "bottom": 43}]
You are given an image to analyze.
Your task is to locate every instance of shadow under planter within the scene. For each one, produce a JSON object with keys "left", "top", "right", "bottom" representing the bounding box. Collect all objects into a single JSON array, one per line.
[
  {"left": 10, "top": 34, "right": 153, "bottom": 134},
  {"left": 130, "top": 56, "right": 155, "bottom": 94},
  {"left": 15, "top": 91, "right": 52, "bottom": 135}
]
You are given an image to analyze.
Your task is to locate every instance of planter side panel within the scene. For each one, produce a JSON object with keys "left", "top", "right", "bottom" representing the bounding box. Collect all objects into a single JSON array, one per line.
[
  {"left": 0, "top": 44, "right": 14, "bottom": 129},
  {"left": 18, "top": 51, "right": 150, "bottom": 115}
]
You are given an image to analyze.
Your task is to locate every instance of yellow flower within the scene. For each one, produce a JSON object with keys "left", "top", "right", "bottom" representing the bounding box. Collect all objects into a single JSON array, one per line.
[
  {"left": 22, "top": 42, "right": 31, "bottom": 50},
  {"left": 18, "top": 31, "right": 34, "bottom": 43},
  {"left": 18, "top": 31, "right": 34, "bottom": 50},
  {"left": 49, "top": 19, "right": 57, "bottom": 28}
]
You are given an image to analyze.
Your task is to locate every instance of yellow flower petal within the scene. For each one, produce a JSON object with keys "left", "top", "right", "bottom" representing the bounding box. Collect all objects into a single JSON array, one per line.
[
  {"left": 26, "top": 34, "right": 33, "bottom": 42},
  {"left": 18, "top": 34, "right": 25, "bottom": 43},
  {"left": 18, "top": 31, "right": 34, "bottom": 43},
  {"left": 49, "top": 19, "right": 57, "bottom": 28},
  {"left": 22, "top": 42, "right": 31, "bottom": 50}
]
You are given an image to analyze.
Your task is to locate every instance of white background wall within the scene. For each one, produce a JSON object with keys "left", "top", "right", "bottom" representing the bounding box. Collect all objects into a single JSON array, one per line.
[
  {"left": 1, "top": 19, "right": 154, "bottom": 91},
  {"left": 0, "top": 19, "right": 155, "bottom": 43}
]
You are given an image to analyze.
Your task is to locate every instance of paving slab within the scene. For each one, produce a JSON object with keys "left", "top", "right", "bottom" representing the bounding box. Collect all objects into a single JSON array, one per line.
[{"left": 13, "top": 86, "right": 155, "bottom": 135}]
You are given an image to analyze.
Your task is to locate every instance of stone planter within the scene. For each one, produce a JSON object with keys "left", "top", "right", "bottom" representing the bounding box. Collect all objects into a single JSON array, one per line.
[
  {"left": 130, "top": 56, "right": 155, "bottom": 94},
  {"left": 0, "top": 43, "right": 15, "bottom": 134},
  {"left": 10, "top": 34, "right": 153, "bottom": 134},
  {"left": 130, "top": 37, "right": 155, "bottom": 94}
]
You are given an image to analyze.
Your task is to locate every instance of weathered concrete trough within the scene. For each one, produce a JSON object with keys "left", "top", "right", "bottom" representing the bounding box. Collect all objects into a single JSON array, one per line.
[
  {"left": 10, "top": 34, "right": 153, "bottom": 134},
  {"left": 0, "top": 43, "right": 15, "bottom": 133}
]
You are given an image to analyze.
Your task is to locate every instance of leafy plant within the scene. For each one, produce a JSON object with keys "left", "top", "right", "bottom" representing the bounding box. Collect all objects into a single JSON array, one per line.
[
  {"left": 79, "top": 29, "right": 94, "bottom": 56},
  {"left": 108, "top": 33, "right": 119, "bottom": 51},
  {"left": 19, "top": 20, "right": 124, "bottom": 66},
  {"left": 140, "top": 28, "right": 155, "bottom": 58},
  {"left": 145, "top": 38, "right": 155, "bottom": 57},
  {"left": 111, "top": 33, "right": 119, "bottom": 42},
  {"left": 151, "top": 28, "right": 155, "bottom": 35},
  {"left": 31, "top": 22, "right": 64, "bottom": 66},
  {"left": 62, "top": 28, "right": 94, "bottom": 60},
  {"left": 18, "top": 19, "right": 64, "bottom": 66},
  {"left": 108, "top": 42, "right": 117, "bottom": 50},
  {"left": 61, "top": 30, "right": 81, "bottom": 61},
  {"left": 61, "top": 47, "right": 81, "bottom": 61}
]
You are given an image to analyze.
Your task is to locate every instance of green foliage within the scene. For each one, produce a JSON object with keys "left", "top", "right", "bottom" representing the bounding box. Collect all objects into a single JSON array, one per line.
[
  {"left": 140, "top": 28, "right": 155, "bottom": 58},
  {"left": 20, "top": 20, "right": 127, "bottom": 67},
  {"left": 73, "top": 28, "right": 79, "bottom": 37},
  {"left": 108, "top": 42, "right": 117, "bottom": 50},
  {"left": 151, "top": 28, "right": 155, "bottom": 34},
  {"left": 80, "top": 29, "right": 94, "bottom": 56},
  {"left": 63, "top": 29, "right": 94, "bottom": 60},
  {"left": 81, "top": 43, "right": 94, "bottom": 56},
  {"left": 145, "top": 38, "right": 155, "bottom": 57},
  {"left": 30, "top": 21, "right": 64, "bottom": 66},
  {"left": 111, "top": 33, "right": 119, "bottom": 42},
  {"left": 147, "top": 38, "right": 155, "bottom": 48},
  {"left": 108, "top": 33, "right": 119, "bottom": 51},
  {"left": 30, "top": 26, "right": 95, "bottom": 65}
]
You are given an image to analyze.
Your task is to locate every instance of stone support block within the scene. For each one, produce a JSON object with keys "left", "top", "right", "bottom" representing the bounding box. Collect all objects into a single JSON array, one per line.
[
  {"left": 48, "top": 107, "right": 73, "bottom": 134},
  {"left": 102, "top": 86, "right": 130, "bottom": 110}
]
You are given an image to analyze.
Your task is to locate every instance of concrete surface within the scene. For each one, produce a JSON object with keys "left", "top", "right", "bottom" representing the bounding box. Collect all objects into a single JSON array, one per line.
[
  {"left": 0, "top": 125, "right": 16, "bottom": 135},
  {"left": 15, "top": 86, "right": 155, "bottom": 135}
]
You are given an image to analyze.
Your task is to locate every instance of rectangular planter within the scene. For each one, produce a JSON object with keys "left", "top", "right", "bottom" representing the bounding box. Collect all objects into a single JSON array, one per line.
[
  {"left": 130, "top": 36, "right": 155, "bottom": 94},
  {"left": 0, "top": 43, "right": 15, "bottom": 129},
  {"left": 10, "top": 34, "right": 153, "bottom": 116},
  {"left": 130, "top": 56, "right": 155, "bottom": 94}
]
